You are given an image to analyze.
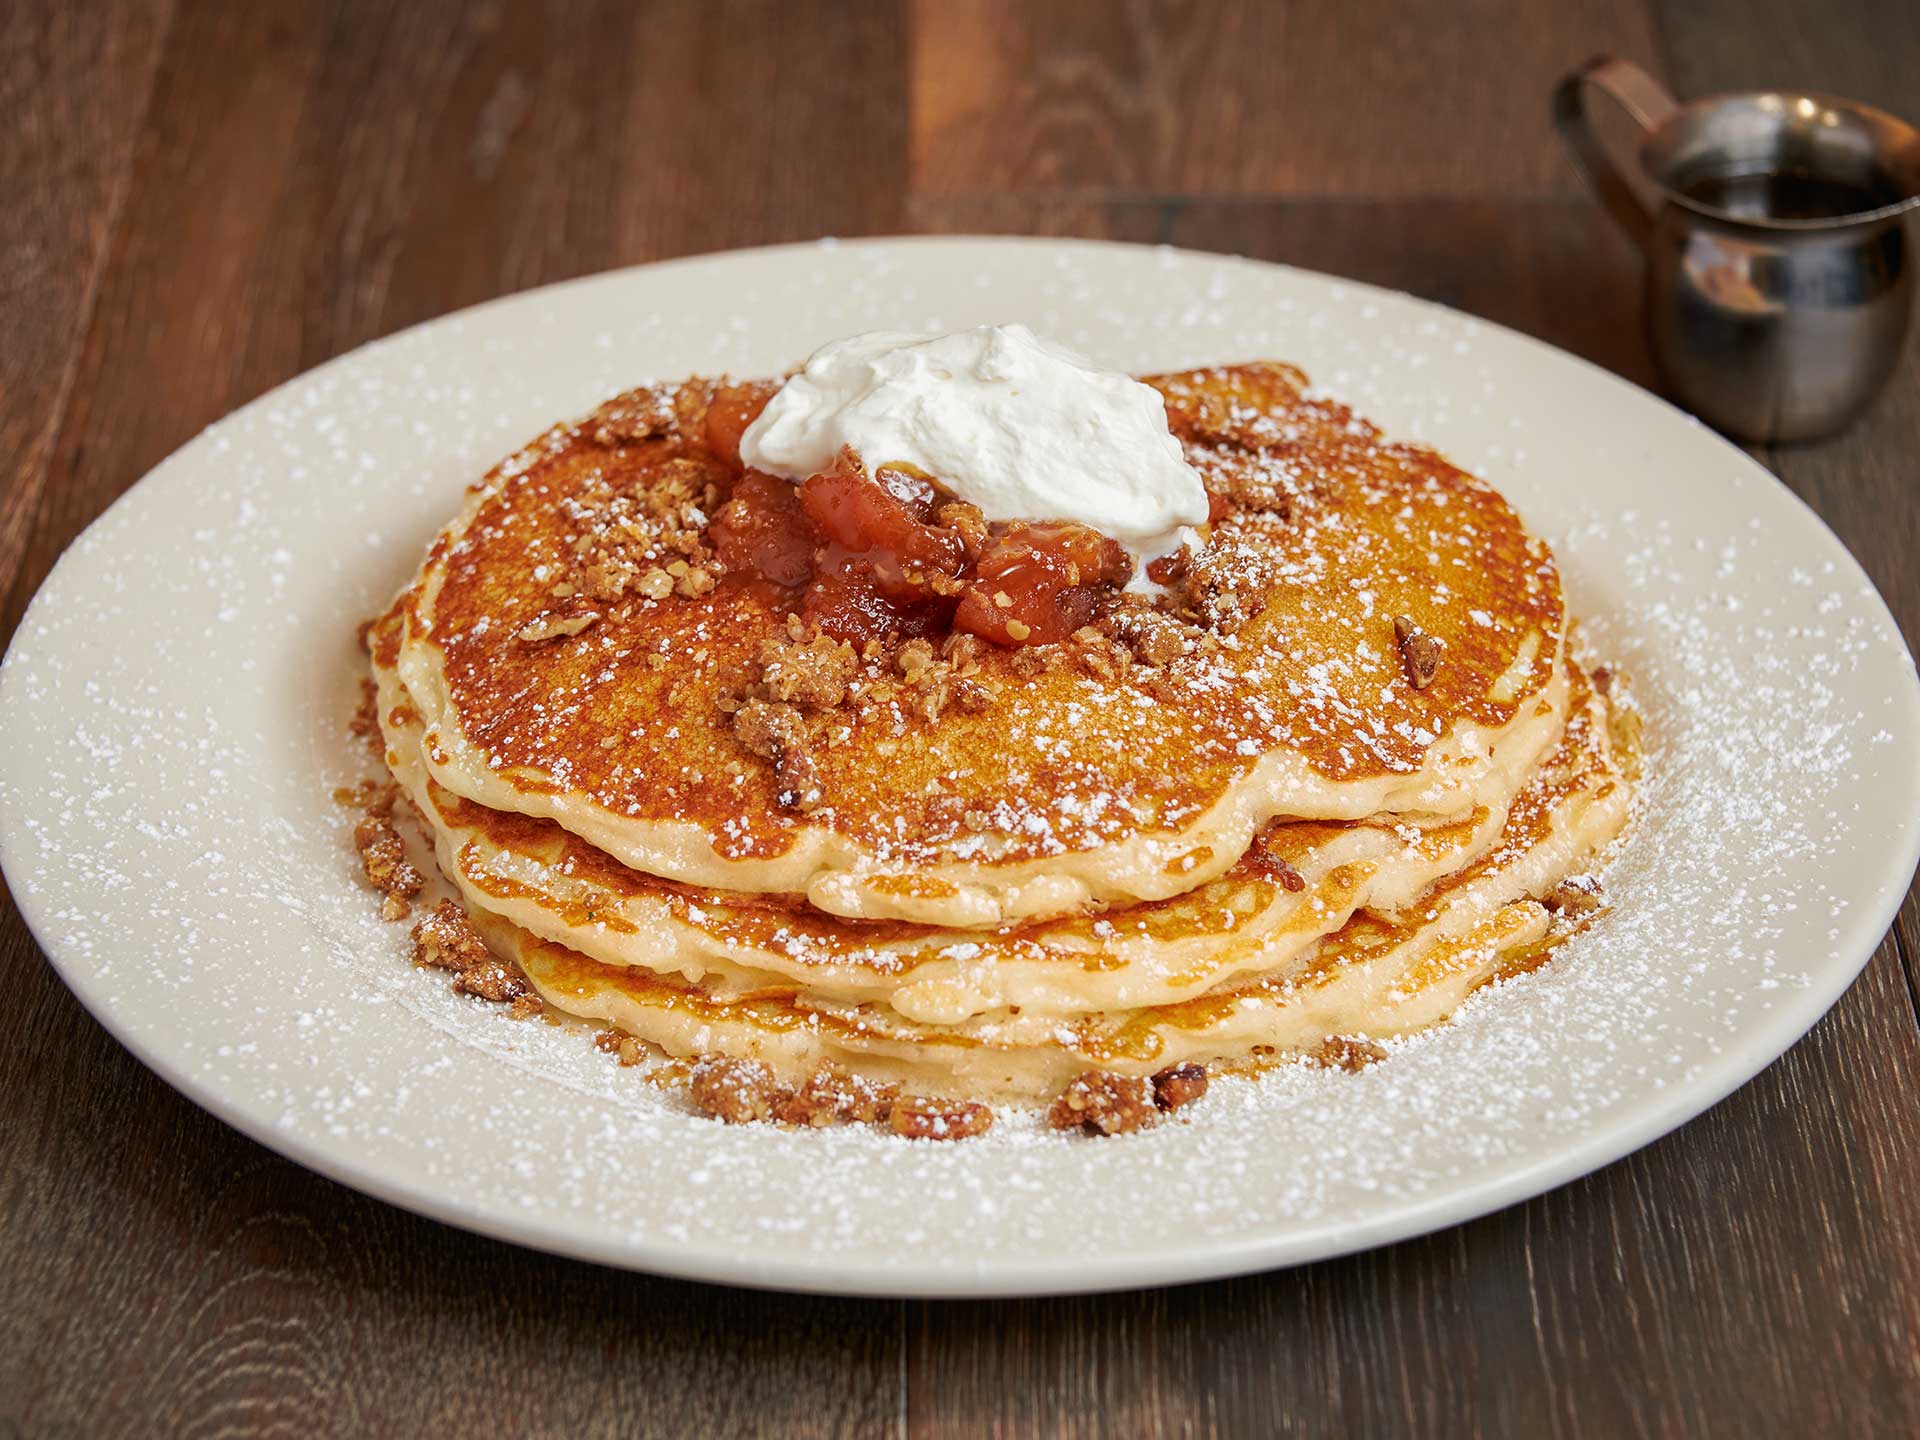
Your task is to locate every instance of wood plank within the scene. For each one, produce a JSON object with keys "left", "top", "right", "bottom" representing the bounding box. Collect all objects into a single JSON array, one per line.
[
  {"left": 904, "top": 194, "right": 1167, "bottom": 242},
  {"left": 3, "top": 0, "right": 913, "bottom": 637},
  {"left": 0, "top": 0, "right": 172, "bottom": 629},
  {"left": 0, "top": 0, "right": 340, "bottom": 643},
  {"left": 379, "top": 0, "right": 911, "bottom": 334},
  {"left": 1, "top": 2, "right": 913, "bottom": 1434},
  {"left": 910, "top": 0, "right": 1663, "bottom": 201},
  {"left": 1166, "top": 196, "right": 1659, "bottom": 388},
  {"left": 907, "top": 939, "right": 1920, "bottom": 1438},
  {"left": 1656, "top": 0, "right": 1920, "bottom": 113}
]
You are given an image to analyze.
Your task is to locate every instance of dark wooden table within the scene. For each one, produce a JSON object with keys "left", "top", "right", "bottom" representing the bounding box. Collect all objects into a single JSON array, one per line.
[{"left": 5, "top": 2, "right": 1918, "bottom": 1434}]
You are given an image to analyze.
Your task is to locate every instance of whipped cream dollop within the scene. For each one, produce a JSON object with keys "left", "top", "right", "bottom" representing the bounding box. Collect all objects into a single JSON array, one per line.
[{"left": 738, "top": 324, "right": 1209, "bottom": 569}]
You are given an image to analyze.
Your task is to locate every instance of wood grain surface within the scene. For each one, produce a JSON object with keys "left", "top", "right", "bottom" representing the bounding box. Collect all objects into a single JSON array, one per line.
[{"left": 3, "top": 2, "right": 1917, "bottom": 1435}]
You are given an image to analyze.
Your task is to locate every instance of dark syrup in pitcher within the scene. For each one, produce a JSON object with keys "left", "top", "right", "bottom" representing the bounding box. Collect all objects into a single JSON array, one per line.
[{"left": 1677, "top": 167, "right": 1901, "bottom": 221}]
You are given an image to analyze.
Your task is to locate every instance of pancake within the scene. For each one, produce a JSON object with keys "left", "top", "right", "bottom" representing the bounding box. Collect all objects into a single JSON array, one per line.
[
  {"left": 474, "top": 655, "right": 1628, "bottom": 1100},
  {"left": 376, "top": 639, "right": 1571, "bottom": 1023},
  {"left": 386, "top": 362, "right": 1567, "bottom": 928}
]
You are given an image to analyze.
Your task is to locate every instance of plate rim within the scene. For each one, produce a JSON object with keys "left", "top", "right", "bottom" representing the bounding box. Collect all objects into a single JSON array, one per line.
[{"left": 5, "top": 233, "right": 1918, "bottom": 1298}]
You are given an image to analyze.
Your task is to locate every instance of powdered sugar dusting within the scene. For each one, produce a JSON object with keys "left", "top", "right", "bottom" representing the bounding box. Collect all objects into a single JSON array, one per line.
[{"left": 2, "top": 239, "right": 1915, "bottom": 1295}]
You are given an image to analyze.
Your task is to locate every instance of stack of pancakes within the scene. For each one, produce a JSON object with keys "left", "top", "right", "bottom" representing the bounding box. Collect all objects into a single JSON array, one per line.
[{"left": 367, "top": 362, "right": 1632, "bottom": 1102}]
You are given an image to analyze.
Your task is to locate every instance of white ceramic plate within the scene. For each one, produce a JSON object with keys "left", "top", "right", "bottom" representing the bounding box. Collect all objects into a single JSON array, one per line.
[{"left": 4, "top": 239, "right": 1917, "bottom": 1298}]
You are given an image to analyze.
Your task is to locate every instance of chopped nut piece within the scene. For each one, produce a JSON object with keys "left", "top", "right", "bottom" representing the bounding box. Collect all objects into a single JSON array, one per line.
[
  {"left": 407, "top": 899, "right": 533, "bottom": 1005},
  {"left": 910, "top": 673, "right": 953, "bottom": 725},
  {"left": 896, "top": 637, "right": 937, "bottom": 677},
  {"left": 936, "top": 500, "right": 990, "bottom": 555},
  {"left": 1072, "top": 627, "right": 1131, "bottom": 681},
  {"left": 690, "top": 1057, "right": 785, "bottom": 1124},
  {"left": 774, "top": 1065, "right": 900, "bottom": 1128},
  {"left": 410, "top": 899, "right": 491, "bottom": 973},
  {"left": 1152, "top": 1062, "right": 1209, "bottom": 1113},
  {"left": 1546, "top": 874, "right": 1607, "bottom": 916},
  {"left": 1392, "top": 614, "right": 1442, "bottom": 690},
  {"left": 354, "top": 814, "right": 422, "bottom": 919},
  {"left": 951, "top": 677, "right": 995, "bottom": 712},
  {"left": 772, "top": 749, "right": 824, "bottom": 812},
  {"left": 1104, "top": 604, "right": 1191, "bottom": 667},
  {"left": 731, "top": 698, "right": 806, "bottom": 759},
  {"left": 508, "top": 993, "right": 545, "bottom": 1021},
  {"left": 1309, "top": 1034, "right": 1388, "bottom": 1073},
  {"left": 586, "top": 383, "right": 679, "bottom": 446},
  {"left": 453, "top": 958, "right": 532, "bottom": 1004},
  {"left": 889, "top": 1096, "right": 995, "bottom": 1140},
  {"left": 674, "top": 566, "right": 717, "bottom": 599},
  {"left": 337, "top": 777, "right": 398, "bottom": 818},
  {"left": 517, "top": 610, "right": 599, "bottom": 643},
  {"left": 755, "top": 635, "right": 857, "bottom": 709},
  {"left": 1047, "top": 1070, "right": 1159, "bottom": 1135},
  {"left": 730, "top": 697, "right": 823, "bottom": 810},
  {"left": 940, "top": 632, "right": 988, "bottom": 669}
]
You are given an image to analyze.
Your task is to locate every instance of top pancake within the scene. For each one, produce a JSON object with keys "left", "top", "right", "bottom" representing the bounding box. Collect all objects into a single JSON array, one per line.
[{"left": 389, "top": 362, "right": 1565, "bottom": 928}]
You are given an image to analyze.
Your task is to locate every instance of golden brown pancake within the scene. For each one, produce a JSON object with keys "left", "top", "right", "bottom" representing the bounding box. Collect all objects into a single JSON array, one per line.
[
  {"left": 376, "top": 646, "right": 1554, "bottom": 1023},
  {"left": 387, "top": 363, "right": 1566, "bottom": 928},
  {"left": 473, "top": 656, "right": 1627, "bottom": 1100}
]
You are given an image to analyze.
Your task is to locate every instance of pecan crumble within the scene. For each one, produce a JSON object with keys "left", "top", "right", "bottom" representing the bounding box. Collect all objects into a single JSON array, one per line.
[
  {"left": 682, "top": 1055, "right": 984, "bottom": 1138},
  {"left": 1047, "top": 1070, "right": 1159, "bottom": 1135},
  {"left": 889, "top": 1095, "right": 995, "bottom": 1141},
  {"left": 1545, "top": 874, "right": 1607, "bottom": 917},
  {"left": 689, "top": 1056, "right": 784, "bottom": 1125},
  {"left": 410, "top": 900, "right": 539, "bottom": 1011},
  {"left": 775, "top": 1065, "right": 901, "bottom": 1128},
  {"left": 517, "top": 610, "right": 599, "bottom": 643},
  {"left": 1152, "top": 1062, "right": 1210, "bottom": 1113},
  {"left": 1392, "top": 614, "right": 1442, "bottom": 690},
  {"left": 753, "top": 634, "right": 857, "bottom": 709},
  {"left": 1309, "top": 1034, "right": 1388, "bottom": 1073},
  {"left": 730, "top": 697, "right": 821, "bottom": 812},
  {"left": 595, "top": 1027, "right": 646, "bottom": 1066},
  {"left": 584, "top": 382, "right": 680, "bottom": 447},
  {"left": 518, "top": 448, "right": 729, "bottom": 646},
  {"left": 353, "top": 810, "right": 422, "bottom": 921}
]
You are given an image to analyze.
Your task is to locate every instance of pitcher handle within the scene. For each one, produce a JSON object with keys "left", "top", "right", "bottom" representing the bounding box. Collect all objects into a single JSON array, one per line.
[{"left": 1553, "top": 56, "right": 1680, "bottom": 251}]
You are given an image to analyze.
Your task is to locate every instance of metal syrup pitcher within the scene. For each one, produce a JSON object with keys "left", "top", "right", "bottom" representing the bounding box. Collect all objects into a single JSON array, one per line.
[{"left": 1555, "top": 56, "right": 1920, "bottom": 442}]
